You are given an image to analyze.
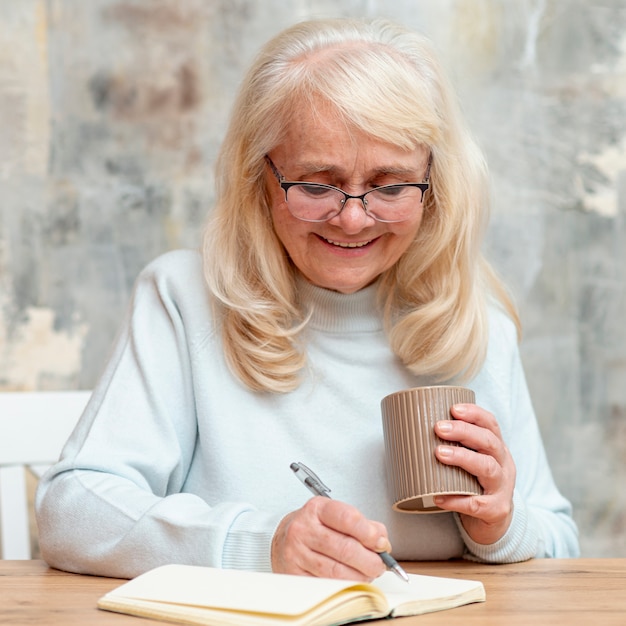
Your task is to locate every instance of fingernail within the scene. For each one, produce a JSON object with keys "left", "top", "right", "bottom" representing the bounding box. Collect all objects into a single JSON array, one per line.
[
  {"left": 437, "top": 420, "right": 453, "bottom": 433},
  {"left": 437, "top": 445, "right": 454, "bottom": 458},
  {"left": 452, "top": 403, "right": 467, "bottom": 415},
  {"left": 376, "top": 537, "right": 391, "bottom": 552}
]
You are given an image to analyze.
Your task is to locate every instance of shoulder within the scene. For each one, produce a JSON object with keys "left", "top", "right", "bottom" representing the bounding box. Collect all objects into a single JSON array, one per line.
[
  {"left": 467, "top": 304, "right": 525, "bottom": 428},
  {"left": 486, "top": 302, "right": 519, "bottom": 348},
  {"left": 132, "top": 249, "right": 211, "bottom": 324},
  {"left": 470, "top": 303, "right": 521, "bottom": 388},
  {"left": 139, "top": 248, "right": 203, "bottom": 282},
  {"left": 135, "top": 249, "right": 205, "bottom": 299}
]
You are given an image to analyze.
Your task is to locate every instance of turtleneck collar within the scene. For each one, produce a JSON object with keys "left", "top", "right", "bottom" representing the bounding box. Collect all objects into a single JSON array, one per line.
[{"left": 296, "top": 277, "right": 383, "bottom": 333}]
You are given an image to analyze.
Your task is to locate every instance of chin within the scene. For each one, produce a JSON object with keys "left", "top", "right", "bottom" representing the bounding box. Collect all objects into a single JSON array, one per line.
[{"left": 313, "top": 276, "right": 377, "bottom": 294}]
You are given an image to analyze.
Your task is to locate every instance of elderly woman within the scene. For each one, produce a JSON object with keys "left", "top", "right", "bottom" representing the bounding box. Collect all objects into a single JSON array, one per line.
[{"left": 36, "top": 18, "right": 579, "bottom": 581}]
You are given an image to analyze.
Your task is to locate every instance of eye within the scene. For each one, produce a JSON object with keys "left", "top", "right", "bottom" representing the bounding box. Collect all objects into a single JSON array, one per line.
[
  {"left": 297, "top": 183, "right": 336, "bottom": 198},
  {"left": 373, "top": 184, "right": 412, "bottom": 198}
]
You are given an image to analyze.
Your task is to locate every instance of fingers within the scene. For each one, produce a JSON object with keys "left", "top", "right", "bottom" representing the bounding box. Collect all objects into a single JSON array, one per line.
[
  {"left": 434, "top": 404, "right": 510, "bottom": 489},
  {"left": 432, "top": 403, "right": 516, "bottom": 543},
  {"left": 443, "top": 404, "right": 504, "bottom": 456},
  {"left": 271, "top": 498, "right": 389, "bottom": 581},
  {"left": 318, "top": 499, "right": 391, "bottom": 554},
  {"left": 435, "top": 437, "right": 504, "bottom": 493}
]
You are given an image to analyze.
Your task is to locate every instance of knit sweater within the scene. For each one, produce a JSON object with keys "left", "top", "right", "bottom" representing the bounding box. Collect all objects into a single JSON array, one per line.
[{"left": 35, "top": 249, "right": 579, "bottom": 578}]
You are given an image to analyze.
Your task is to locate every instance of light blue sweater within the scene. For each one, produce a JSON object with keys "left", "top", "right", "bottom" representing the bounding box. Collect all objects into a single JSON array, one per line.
[{"left": 36, "top": 250, "right": 579, "bottom": 578}]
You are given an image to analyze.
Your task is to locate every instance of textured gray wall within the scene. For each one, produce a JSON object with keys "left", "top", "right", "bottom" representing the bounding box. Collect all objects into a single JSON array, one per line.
[{"left": 1, "top": 0, "right": 624, "bottom": 558}]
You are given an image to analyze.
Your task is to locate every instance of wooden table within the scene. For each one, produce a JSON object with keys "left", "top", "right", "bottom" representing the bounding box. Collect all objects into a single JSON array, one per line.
[{"left": 1, "top": 559, "right": 624, "bottom": 625}]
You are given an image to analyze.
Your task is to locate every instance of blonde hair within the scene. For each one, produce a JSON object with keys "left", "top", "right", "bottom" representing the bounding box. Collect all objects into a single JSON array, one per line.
[{"left": 202, "top": 18, "right": 520, "bottom": 392}]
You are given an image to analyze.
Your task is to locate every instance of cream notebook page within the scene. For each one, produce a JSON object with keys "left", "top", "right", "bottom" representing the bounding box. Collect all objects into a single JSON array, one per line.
[
  {"left": 98, "top": 564, "right": 484, "bottom": 621},
  {"left": 100, "top": 564, "right": 385, "bottom": 616}
]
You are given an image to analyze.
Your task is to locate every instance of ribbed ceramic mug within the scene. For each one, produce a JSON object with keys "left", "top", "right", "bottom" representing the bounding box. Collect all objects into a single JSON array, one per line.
[{"left": 381, "top": 386, "right": 483, "bottom": 513}]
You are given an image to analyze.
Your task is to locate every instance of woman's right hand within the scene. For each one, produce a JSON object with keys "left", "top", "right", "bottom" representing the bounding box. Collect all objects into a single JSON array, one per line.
[{"left": 271, "top": 497, "right": 391, "bottom": 581}]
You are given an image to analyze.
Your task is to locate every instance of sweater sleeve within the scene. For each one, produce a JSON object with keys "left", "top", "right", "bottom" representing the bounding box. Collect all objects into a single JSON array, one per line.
[
  {"left": 456, "top": 311, "right": 580, "bottom": 562},
  {"left": 35, "top": 252, "right": 283, "bottom": 579}
]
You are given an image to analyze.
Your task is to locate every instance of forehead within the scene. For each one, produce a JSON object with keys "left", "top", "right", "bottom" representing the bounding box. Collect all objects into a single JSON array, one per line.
[
  {"left": 282, "top": 98, "right": 355, "bottom": 148},
  {"left": 276, "top": 101, "right": 426, "bottom": 175}
]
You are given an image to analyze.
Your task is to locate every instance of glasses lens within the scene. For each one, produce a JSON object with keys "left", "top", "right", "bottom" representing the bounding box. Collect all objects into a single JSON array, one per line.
[
  {"left": 286, "top": 184, "right": 345, "bottom": 222},
  {"left": 365, "top": 185, "right": 425, "bottom": 222},
  {"left": 285, "top": 183, "right": 426, "bottom": 223}
]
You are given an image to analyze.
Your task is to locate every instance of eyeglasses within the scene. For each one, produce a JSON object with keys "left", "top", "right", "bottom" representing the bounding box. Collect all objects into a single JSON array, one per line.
[{"left": 265, "top": 155, "right": 430, "bottom": 223}]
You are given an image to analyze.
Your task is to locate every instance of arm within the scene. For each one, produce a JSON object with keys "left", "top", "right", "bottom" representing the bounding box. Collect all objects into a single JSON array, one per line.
[
  {"left": 35, "top": 252, "right": 282, "bottom": 578},
  {"left": 432, "top": 311, "right": 579, "bottom": 562}
]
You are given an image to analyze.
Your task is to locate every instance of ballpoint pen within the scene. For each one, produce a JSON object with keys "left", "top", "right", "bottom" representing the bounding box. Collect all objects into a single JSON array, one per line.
[{"left": 290, "top": 461, "right": 409, "bottom": 583}]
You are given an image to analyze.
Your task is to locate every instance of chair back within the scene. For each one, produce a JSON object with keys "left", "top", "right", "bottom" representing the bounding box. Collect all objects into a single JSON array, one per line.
[{"left": 0, "top": 391, "right": 90, "bottom": 559}]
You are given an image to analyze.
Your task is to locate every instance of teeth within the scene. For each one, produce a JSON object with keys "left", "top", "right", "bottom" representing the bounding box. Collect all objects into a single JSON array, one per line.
[{"left": 325, "top": 238, "right": 371, "bottom": 248}]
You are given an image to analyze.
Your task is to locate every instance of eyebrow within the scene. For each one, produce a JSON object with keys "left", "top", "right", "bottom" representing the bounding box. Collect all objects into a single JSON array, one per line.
[{"left": 290, "top": 162, "right": 422, "bottom": 180}]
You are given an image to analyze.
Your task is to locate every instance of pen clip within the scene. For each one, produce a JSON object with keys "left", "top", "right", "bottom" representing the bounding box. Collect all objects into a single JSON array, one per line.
[{"left": 290, "top": 462, "right": 331, "bottom": 497}]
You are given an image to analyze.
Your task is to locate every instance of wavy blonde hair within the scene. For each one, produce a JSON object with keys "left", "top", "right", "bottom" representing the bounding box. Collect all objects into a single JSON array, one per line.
[{"left": 202, "top": 18, "right": 519, "bottom": 393}]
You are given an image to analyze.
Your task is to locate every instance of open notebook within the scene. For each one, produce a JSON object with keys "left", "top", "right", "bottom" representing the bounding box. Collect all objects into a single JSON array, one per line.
[{"left": 98, "top": 564, "right": 485, "bottom": 626}]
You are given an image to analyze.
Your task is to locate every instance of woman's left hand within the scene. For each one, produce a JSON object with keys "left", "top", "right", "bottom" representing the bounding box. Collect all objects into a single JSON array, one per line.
[{"left": 433, "top": 403, "right": 516, "bottom": 545}]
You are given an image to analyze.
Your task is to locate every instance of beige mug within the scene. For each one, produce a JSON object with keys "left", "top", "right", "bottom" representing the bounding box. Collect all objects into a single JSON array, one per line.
[{"left": 381, "top": 385, "right": 483, "bottom": 513}]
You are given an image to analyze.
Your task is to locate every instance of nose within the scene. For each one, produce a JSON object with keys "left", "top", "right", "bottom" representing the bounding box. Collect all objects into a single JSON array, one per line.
[{"left": 328, "top": 197, "right": 374, "bottom": 233}]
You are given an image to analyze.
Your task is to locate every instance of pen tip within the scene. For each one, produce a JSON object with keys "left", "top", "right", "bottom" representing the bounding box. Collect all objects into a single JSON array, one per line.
[{"left": 394, "top": 565, "right": 410, "bottom": 583}]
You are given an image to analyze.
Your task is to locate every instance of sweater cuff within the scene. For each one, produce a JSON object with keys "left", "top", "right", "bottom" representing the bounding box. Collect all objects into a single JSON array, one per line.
[
  {"left": 222, "top": 509, "right": 284, "bottom": 572},
  {"left": 455, "top": 490, "right": 538, "bottom": 563}
]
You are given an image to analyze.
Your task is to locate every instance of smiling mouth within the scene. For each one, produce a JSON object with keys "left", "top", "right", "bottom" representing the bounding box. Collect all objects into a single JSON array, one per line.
[{"left": 323, "top": 236, "right": 373, "bottom": 248}]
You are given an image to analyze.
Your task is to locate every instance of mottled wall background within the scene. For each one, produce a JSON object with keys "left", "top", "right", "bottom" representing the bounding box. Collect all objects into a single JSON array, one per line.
[{"left": 1, "top": 0, "right": 624, "bottom": 558}]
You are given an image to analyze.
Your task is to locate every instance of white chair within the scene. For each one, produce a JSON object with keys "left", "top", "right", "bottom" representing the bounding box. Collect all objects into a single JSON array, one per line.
[{"left": 0, "top": 390, "right": 91, "bottom": 559}]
